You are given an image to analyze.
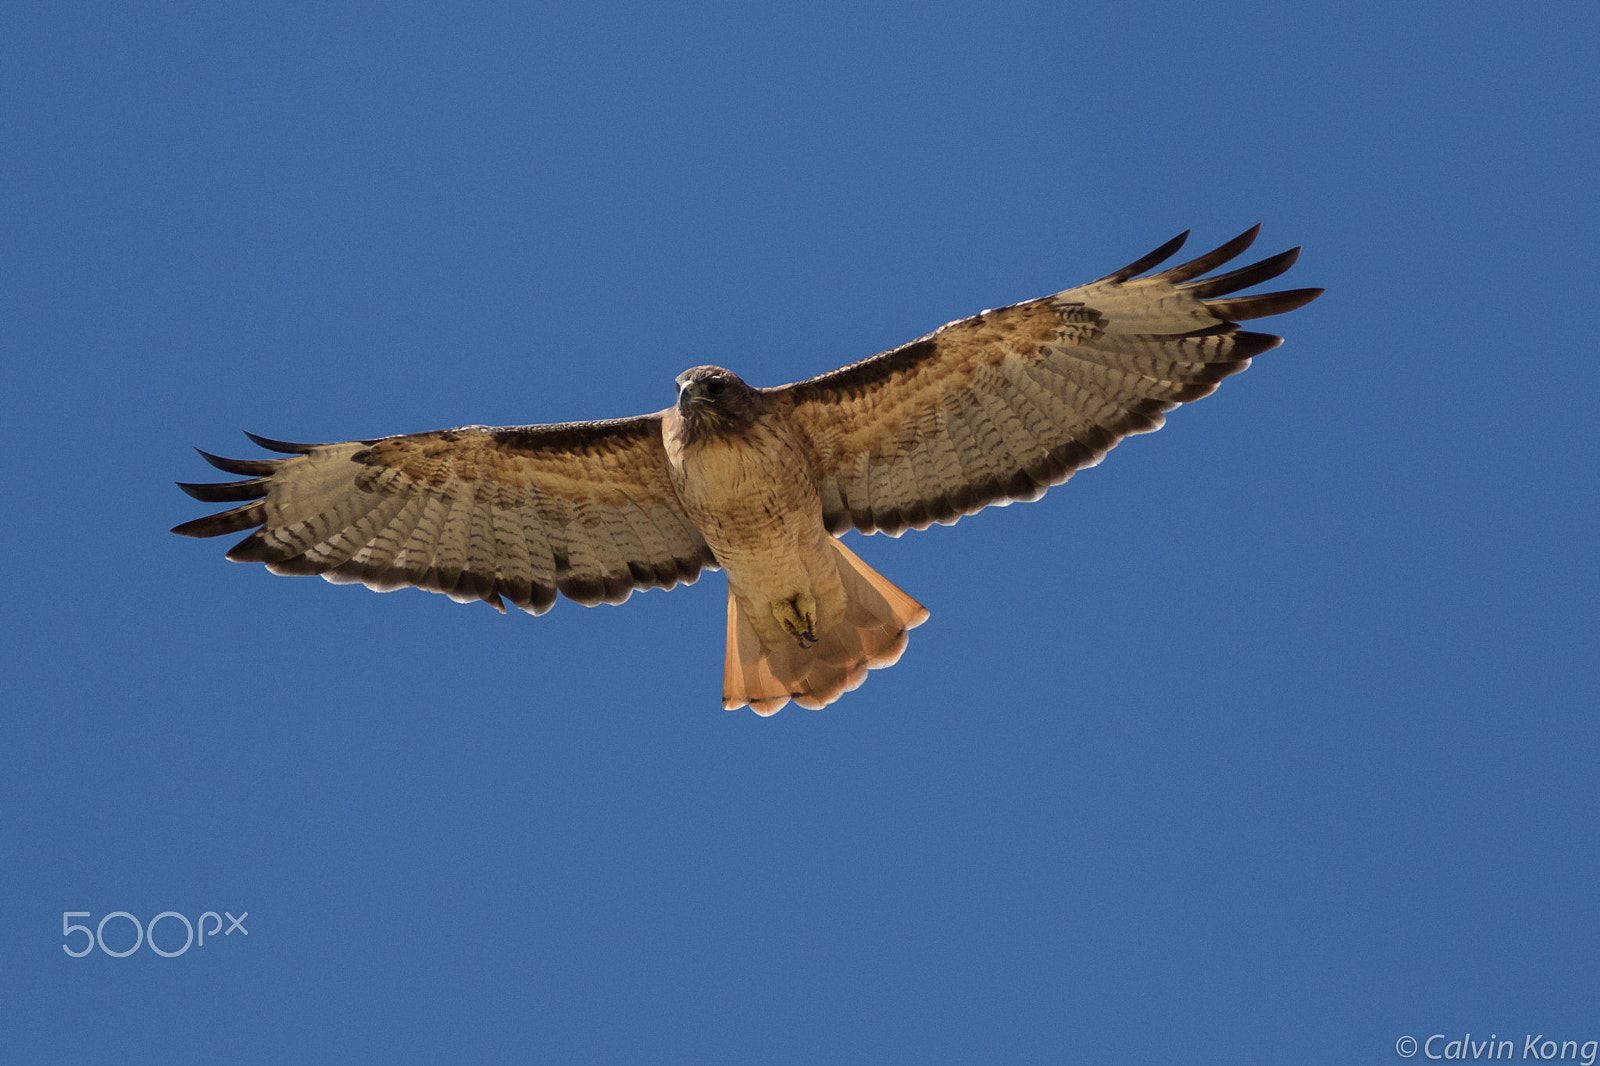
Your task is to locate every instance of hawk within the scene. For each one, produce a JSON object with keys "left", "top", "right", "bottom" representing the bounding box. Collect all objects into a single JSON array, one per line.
[{"left": 174, "top": 226, "right": 1321, "bottom": 714}]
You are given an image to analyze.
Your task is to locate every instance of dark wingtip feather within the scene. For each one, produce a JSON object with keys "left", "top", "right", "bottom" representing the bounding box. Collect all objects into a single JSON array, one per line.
[
  {"left": 1227, "top": 331, "right": 1287, "bottom": 359},
  {"left": 171, "top": 502, "right": 267, "bottom": 539},
  {"left": 196, "top": 448, "right": 282, "bottom": 476},
  {"left": 223, "top": 531, "right": 272, "bottom": 562},
  {"left": 244, "top": 431, "right": 320, "bottom": 454},
  {"left": 1153, "top": 224, "right": 1262, "bottom": 284},
  {"left": 177, "top": 478, "right": 270, "bottom": 502},
  {"left": 1180, "top": 246, "right": 1301, "bottom": 299},
  {"left": 1208, "top": 287, "right": 1324, "bottom": 321},
  {"left": 1099, "top": 230, "right": 1190, "bottom": 283}
]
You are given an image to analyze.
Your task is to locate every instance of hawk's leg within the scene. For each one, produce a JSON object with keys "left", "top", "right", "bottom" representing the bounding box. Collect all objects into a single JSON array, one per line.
[{"left": 772, "top": 592, "right": 818, "bottom": 649}]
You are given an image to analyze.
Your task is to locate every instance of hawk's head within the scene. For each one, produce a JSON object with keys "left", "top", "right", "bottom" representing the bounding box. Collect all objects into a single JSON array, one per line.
[{"left": 674, "top": 365, "right": 764, "bottom": 441}]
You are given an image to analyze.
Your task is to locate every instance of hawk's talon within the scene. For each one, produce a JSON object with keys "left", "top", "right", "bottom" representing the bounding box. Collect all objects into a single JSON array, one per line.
[{"left": 772, "top": 592, "right": 819, "bottom": 649}]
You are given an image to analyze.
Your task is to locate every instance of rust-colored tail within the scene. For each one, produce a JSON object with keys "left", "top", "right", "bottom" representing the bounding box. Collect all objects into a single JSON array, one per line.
[{"left": 722, "top": 538, "right": 930, "bottom": 715}]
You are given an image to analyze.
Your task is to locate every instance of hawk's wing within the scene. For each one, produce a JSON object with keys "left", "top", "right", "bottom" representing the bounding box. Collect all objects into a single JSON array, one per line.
[
  {"left": 173, "top": 416, "right": 716, "bottom": 613},
  {"left": 772, "top": 226, "right": 1323, "bottom": 536}
]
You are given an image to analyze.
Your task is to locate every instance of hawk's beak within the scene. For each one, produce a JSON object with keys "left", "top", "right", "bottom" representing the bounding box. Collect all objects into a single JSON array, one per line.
[{"left": 678, "top": 382, "right": 711, "bottom": 412}]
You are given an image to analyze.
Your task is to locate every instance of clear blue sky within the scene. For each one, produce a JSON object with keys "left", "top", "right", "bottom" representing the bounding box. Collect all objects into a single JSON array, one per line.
[{"left": 4, "top": 2, "right": 1596, "bottom": 1062}]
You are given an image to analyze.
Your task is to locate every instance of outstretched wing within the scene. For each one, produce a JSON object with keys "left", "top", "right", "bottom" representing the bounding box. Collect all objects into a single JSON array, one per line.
[
  {"left": 774, "top": 225, "right": 1323, "bottom": 536},
  {"left": 173, "top": 416, "right": 716, "bottom": 613}
]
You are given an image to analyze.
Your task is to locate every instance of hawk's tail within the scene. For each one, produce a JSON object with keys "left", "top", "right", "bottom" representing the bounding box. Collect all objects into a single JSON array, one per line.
[{"left": 722, "top": 538, "right": 930, "bottom": 715}]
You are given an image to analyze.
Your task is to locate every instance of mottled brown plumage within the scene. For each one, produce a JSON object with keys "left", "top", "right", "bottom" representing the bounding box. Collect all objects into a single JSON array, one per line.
[{"left": 175, "top": 226, "right": 1321, "bottom": 713}]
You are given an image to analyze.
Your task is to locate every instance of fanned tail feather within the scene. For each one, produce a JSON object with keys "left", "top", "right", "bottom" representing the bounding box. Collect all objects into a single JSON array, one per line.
[{"left": 722, "top": 538, "right": 929, "bottom": 715}]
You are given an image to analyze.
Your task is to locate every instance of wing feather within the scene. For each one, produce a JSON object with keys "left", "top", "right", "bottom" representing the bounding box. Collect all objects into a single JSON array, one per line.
[
  {"left": 354, "top": 491, "right": 432, "bottom": 593},
  {"left": 774, "top": 226, "right": 1323, "bottom": 535},
  {"left": 174, "top": 416, "right": 715, "bottom": 614},
  {"left": 1177, "top": 246, "right": 1300, "bottom": 299}
]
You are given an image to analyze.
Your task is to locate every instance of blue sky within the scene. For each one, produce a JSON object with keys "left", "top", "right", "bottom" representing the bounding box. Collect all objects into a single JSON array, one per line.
[{"left": 4, "top": 1, "right": 1596, "bottom": 1061}]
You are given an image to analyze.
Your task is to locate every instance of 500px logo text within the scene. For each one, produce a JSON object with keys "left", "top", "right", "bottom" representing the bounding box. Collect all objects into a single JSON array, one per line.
[{"left": 62, "top": 910, "right": 248, "bottom": 958}]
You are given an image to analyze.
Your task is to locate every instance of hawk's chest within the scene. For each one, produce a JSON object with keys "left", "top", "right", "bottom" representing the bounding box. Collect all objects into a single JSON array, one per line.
[{"left": 663, "top": 418, "right": 823, "bottom": 556}]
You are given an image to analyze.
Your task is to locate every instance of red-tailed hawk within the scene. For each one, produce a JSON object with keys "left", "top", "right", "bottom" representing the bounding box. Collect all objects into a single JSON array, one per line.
[{"left": 175, "top": 226, "right": 1321, "bottom": 713}]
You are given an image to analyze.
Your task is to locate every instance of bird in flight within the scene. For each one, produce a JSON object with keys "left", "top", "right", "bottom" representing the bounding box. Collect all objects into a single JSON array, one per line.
[{"left": 175, "top": 226, "right": 1321, "bottom": 714}]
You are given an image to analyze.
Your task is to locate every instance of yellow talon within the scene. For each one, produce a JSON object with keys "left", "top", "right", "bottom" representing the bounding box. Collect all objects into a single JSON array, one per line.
[{"left": 772, "top": 592, "right": 818, "bottom": 648}]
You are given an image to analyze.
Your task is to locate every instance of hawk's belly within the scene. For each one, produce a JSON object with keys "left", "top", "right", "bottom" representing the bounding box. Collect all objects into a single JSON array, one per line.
[{"left": 668, "top": 432, "right": 847, "bottom": 639}]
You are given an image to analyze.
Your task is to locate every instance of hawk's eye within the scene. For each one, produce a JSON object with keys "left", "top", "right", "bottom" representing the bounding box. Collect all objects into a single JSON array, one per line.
[{"left": 706, "top": 379, "right": 726, "bottom": 397}]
